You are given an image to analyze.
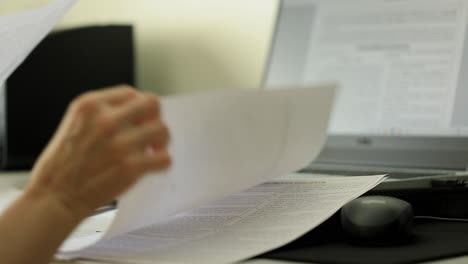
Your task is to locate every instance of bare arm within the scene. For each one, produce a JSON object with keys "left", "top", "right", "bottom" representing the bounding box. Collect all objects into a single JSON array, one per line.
[
  {"left": 0, "top": 187, "right": 83, "bottom": 264},
  {"left": 0, "top": 86, "right": 171, "bottom": 264}
]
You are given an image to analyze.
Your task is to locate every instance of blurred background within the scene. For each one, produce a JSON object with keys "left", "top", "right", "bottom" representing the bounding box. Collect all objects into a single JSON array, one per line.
[
  {"left": 0, "top": 0, "right": 279, "bottom": 169},
  {"left": 1, "top": 0, "right": 278, "bottom": 95}
]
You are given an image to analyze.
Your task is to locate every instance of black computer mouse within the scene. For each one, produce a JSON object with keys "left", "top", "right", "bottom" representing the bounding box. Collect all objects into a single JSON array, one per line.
[{"left": 341, "top": 196, "right": 414, "bottom": 245}]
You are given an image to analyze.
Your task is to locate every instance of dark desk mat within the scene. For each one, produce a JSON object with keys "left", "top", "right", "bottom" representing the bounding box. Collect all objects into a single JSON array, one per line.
[{"left": 259, "top": 213, "right": 468, "bottom": 264}]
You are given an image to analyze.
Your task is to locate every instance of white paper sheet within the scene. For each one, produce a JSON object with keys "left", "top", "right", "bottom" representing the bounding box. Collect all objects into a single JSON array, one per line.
[
  {"left": 57, "top": 84, "right": 337, "bottom": 255},
  {"left": 59, "top": 174, "right": 386, "bottom": 264},
  {"left": 109, "top": 85, "right": 337, "bottom": 238},
  {"left": 0, "top": 0, "right": 76, "bottom": 85}
]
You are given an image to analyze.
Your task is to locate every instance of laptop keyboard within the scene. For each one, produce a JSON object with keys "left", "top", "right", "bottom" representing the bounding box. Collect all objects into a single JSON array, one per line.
[{"left": 298, "top": 168, "right": 455, "bottom": 179}]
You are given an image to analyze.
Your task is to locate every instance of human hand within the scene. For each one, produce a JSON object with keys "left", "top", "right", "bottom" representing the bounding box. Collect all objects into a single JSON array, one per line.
[{"left": 26, "top": 86, "right": 171, "bottom": 220}]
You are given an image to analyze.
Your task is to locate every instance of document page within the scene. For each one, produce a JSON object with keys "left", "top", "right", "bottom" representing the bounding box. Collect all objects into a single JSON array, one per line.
[
  {"left": 58, "top": 84, "right": 337, "bottom": 255},
  {"left": 304, "top": 0, "right": 468, "bottom": 135},
  {"left": 59, "top": 174, "right": 385, "bottom": 264},
  {"left": 109, "top": 85, "right": 336, "bottom": 239},
  {"left": 0, "top": 0, "right": 76, "bottom": 84}
]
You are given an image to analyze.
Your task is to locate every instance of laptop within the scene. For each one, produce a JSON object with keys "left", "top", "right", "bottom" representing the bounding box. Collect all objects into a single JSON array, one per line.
[{"left": 263, "top": 0, "right": 468, "bottom": 188}]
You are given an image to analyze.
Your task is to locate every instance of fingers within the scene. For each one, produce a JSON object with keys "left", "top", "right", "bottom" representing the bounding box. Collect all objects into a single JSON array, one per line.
[
  {"left": 71, "top": 90, "right": 160, "bottom": 146},
  {"left": 127, "top": 149, "right": 172, "bottom": 176},
  {"left": 71, "top": 87, "right": 170, "bottom": 172},
  {"left": 84, "top": 89, "right": 170, "bottom": 174},
  {"left": 67, "top": 85, "right": 139, "bottom": 124},
  {"left": 89, "top": 149, "right": 171, "bottom": 202},
  {"left": 106, "top": 94, "right": 161, "bottom": 129},
  {"left": 133, "top": 95, "right": 161, "bottom": 126},
  {"left": 114, "top": 120, "right": 170, "bottom": 152},
  {"left": 90, "top": 85, "right": 138, "bottom": 105},
  {"left": 30, "top": 86, "right": 172, "bottom": 219}
]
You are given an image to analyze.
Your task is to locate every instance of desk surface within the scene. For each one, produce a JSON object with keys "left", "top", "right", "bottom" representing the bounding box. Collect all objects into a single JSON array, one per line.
[
  {"left": 51, "top": 256, "right": 468, "bottom": 264},
  {"left": 0, "top": 171, "right": 466, "bottom": 264}
]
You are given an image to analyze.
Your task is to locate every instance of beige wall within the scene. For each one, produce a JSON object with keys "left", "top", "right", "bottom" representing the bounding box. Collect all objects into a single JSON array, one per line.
[
  {"left": 0, "top": 0, "right": 51, "bottom": 14},
  {"left": 1, "top": 0, "right": 279, "bottom": 95}
]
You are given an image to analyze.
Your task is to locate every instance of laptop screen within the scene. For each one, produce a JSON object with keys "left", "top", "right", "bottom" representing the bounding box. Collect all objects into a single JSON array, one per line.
[
  {"left": 264, "top": 0, "right": 468, "bottom": 170},
  {"left": 266, "top": 0, "right": 468, "bottom": 138}
]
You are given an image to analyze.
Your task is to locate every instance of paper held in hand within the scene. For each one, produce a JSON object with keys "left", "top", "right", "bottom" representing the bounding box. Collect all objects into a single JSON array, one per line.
[
  {"left": 60, "top": 83, "right": 337, "bottom": 249},
  {"left": 55, "top": 84, "right": 385, "bottom": 264}
]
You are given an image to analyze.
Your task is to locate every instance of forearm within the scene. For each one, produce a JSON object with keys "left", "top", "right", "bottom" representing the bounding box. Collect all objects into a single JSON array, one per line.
[
  {"left": 0, "top": 187, "right": 85, "bottom": 264},
  {"left": 0, "top": 87, "right": 170, "bottom": 263}
]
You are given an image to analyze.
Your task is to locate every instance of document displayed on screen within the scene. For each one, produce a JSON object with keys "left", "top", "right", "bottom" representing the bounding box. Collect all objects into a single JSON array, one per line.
[{"left": 303, "top": 0, "right": 468, "bottom": 136}]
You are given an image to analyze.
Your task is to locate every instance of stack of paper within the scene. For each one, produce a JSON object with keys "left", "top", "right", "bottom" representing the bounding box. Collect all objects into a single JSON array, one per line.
[
  {"left": 59, "top": 174, "right": 385, "bottom": 264},
  {"left": 57, "top": 82, "right": 337, "bottom": 253},
  {"left": 53, "top": 84, "right": 385, "bottom": 264}
]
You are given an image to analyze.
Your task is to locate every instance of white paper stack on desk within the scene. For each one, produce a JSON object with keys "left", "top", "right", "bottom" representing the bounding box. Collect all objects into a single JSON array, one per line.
[{"left": 59, "top": 174, "right": 385, "bottom": 264}]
